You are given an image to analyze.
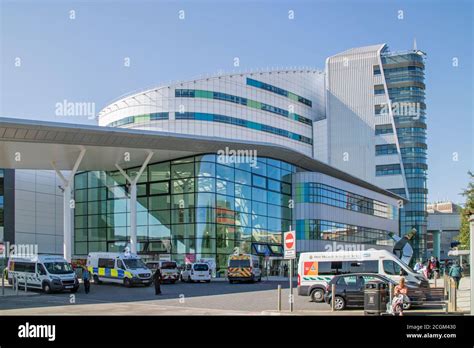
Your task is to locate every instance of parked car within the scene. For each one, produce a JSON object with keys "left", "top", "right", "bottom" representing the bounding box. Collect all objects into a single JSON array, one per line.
[
  {"left": 145, "top": 261, "right": 180, "bottom": 283},
  {"left": 323, "top": 273, "right": 426, "bottom": 311},
  {"left": 181, "top": 263, "right": 211, "bottom": 283}
]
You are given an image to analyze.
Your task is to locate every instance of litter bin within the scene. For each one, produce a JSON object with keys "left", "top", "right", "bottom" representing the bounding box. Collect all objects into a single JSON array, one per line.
[{"left": 364, "top": 280, "right": 388, "bottom": 315}]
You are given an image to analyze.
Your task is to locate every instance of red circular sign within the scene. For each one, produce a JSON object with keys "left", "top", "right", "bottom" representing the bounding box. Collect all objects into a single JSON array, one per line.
[{"left": 285, "top": 233, "right": 294, "bottom": 249}]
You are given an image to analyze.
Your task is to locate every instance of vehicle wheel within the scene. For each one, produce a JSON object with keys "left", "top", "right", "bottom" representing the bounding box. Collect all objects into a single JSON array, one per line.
[
  {"left": 333, "top": 296, "right": 346, "bottom": 310},
  {"left": 171, "top": 280, "right": 177, "bottom": 284},
  {"left": 250, "top": 275, "right": 255, "bottom": 283},
  {"left": 70, "top": 288, "right": 78, "bottom": 293},
  {"left": 124, "top": 277, "right": 132, "bottom": 288},
  {"left": 144, "top": 282, "right": 152, "bottom": 287},
  {"left": 310, "top": 288, "right": 325, "bottom": 302},
  {"left": 402, "top": 302, "right": 411, "bottom": 310},
  {"left": 93, "top": 275, "right": 101, "bottom": 284},
  {"left": 42, "top": 282, "right": 52, "bottom": 294},
  {"left": 206, "top": 280, "right": 211, "bottom": 283},
  {"left": 180, "top": 275, "right": 184, "bottom": 282},
  {"left": 258, "top": 276, "right": 262, "bottom": 282}
]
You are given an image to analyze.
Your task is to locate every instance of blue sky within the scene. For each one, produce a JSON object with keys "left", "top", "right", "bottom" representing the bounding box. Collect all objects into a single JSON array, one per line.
[{"left": 1, "top": 0, "right": 472, "bottom": 204}]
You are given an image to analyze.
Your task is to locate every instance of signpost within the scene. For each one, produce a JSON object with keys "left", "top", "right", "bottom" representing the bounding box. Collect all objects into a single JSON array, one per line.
[
  {"left": 264, "top": 249, "right": 270, "bottom": 281},
  {"left": 284, "top": 230, "right": 296, "bottom": 312}
]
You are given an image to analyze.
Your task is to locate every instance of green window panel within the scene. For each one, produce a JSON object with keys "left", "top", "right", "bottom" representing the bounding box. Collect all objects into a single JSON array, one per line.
[
  {"left": 134, "top": 114, "right": 150, "bottom": 123},
  {"left": 195, "top": 90, "right": 213, "bottom": 99},
  {"left": 247, "top": 99, "right": 262, "bottom": 109},
  {"left": 287, "top": 92, "right": 299, "bottom": 102}
]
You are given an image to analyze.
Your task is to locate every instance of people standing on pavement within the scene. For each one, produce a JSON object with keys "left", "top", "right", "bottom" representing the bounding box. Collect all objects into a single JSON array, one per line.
[
  {"left": 153, "top": 268, "right": 162, "bottom": 295},
  {"left": 448, "top": 261, "right": 463, "bottom": 289},
  {"left": 422, "top": 263, "right": 429, "bottom": 279},
  {"left": 82, "top": 266, "right": 91, "bottom": 294},
  {"left": 414, "top": 259, "right": 423, "bottom": 273},
  {"left": 434, "top": 257, "right": 441, "bottom": 279},
  {"left": 428, "top": 256, "right": 437, "bottom": 279}
]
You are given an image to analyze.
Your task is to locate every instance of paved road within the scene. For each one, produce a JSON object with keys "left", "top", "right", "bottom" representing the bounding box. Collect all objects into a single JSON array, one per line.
[
  {"left": 0, "top": 280, "right": 449, "bottom": 315},
  {"left": 0, "top": 280, "right": 331, "bottom": 315}
]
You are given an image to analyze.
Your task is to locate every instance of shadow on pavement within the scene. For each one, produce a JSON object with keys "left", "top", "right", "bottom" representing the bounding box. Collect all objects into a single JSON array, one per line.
[{"left": 0, "top": 280, "right": 295, "bottom": 311}]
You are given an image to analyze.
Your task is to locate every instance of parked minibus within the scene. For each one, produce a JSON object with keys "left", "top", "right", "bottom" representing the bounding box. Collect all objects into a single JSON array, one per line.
[
  {"left": 297, "top": 250, "right": 428, "bottom": 302},
  {"left": 7, "top": 254, "right": 79, "bottom": 293}
]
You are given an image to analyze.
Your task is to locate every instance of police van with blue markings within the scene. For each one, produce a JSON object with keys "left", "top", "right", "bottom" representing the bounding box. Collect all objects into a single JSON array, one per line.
[{"left": 86, "top": 252, "right": 152, "bottom": 287}]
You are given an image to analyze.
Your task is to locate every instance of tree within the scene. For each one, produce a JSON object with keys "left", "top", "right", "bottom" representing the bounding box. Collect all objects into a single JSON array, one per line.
[{"left": 457, "top": 171, "right": 474, "bottom": 249}]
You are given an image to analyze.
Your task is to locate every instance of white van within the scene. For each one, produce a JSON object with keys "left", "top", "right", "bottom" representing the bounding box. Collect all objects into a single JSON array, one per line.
[
  {"left": 180, "top": 263, "right": 211, "bottom": 283},
  {"left": 297, "top": 250, "right": 428, "bottom": 302},
  {"left": 87, "top": 252, "right": 152, "bottom": 287},
  {"left": 7, "top": 254, "right": 79, "bottom": 294},
  {"left": 227, "top": 254, "right": 262, "bottom": 283},
  {"left": 145, "top": 260, "right": 179, "bottom": 283}
]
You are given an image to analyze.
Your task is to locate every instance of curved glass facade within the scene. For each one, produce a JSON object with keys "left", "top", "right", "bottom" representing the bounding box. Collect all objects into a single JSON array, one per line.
[
  {"left": 296, "top": 219, "right": 395, "bottom": 246},
  {"left": 0, "top": 170, "right": 4, "bottom": 237},
  {"left": 295, "top": 182, "right": 398, "bottom": 220},
  {"left": 74, "top": 155, "right": 295, "bottom": 275}
]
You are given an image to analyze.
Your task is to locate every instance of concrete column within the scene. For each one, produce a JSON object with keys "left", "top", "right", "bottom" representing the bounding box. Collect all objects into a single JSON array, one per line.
[
  {"left": 129, "top": 183, "right": 137, "bottom": 254},
  {"left": 52, "top": 147, "right": 86, "bottom": 262},
  {"left": 432, "top": 230, "right": 441, "bottom": 259},
  {"left": 63, "top": 185, "right": 72, "bottom": 261}
]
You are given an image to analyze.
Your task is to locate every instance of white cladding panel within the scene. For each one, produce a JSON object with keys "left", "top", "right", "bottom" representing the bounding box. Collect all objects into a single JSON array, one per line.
[
  {"left": 14, "top": 170, "right": 64, "bottom": 255},
  {"left": 98, "top": 70, "right": 325, "bottom": 159}
]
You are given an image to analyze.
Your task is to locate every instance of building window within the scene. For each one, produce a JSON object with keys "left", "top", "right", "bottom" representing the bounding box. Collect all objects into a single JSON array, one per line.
[
  {"left": 295, "top": 182, "right": 397, "bottom": 220},
  {"left": 175, "top": 112, "right": 312, "bottom": 145},
  {"left": 375, "top": 144, "right": 398, "bottom": 156},
  {"left": 296, "top": 219, "right": 395, "bottom": 246},
  {"left": 246, "top": 78, "right": 312, "bottom": 107},
  {"left": 74, "top": 155, "right": 295, "bottom": 275},
  {"left": 376, "top": 164, "right": 402, "bottom": 176},
  {"left": 174, "top": 88, "right": 312, "bottom": 125},
  {"left": 375, "top": 125, "right": 394, "bottom": 135},
  {"left": 374, "top": 85, "right": 385, "bottom": 95}
]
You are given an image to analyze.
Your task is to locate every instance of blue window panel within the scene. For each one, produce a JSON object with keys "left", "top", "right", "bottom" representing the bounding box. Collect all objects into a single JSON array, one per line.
[{"left": 246, "top": 78, "right": 312, "bottom": 107}]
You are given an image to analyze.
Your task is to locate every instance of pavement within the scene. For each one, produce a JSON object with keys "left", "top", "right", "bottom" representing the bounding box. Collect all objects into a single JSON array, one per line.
[
  {"left": 0, "top": 277, "right": 456, "bottom": 316},
  {"left": 428, "top": 276, "right": 471, "bottom": 314}
]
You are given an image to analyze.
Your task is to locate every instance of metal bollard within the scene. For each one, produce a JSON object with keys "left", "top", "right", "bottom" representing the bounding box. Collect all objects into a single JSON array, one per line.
[
  {"left": 452, "top": 279, "right": 457, "bottom": 312},
  {"left": 277, "top": 284, "right": 281, "bottom": 312},
  {"left": 331, "top": 284, "right": 336, "bottom": 311},
  {"left": 1, "top": 272, "right": 4, "bottom": 296},
  {"left": 389, "top": 282, "right": 393, "bottom": 304},
  {"left": 24, "top": 275, "right": 28, "bottom": 293},
  {"left": 15, "top": 275, "right": 19, "bottom": 295},
  {"left": 444, "top": 274, "right": 448, "bottom": 299}
]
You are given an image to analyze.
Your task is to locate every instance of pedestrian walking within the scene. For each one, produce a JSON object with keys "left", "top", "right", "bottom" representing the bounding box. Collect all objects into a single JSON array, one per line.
[
  {"left": 448, "top": 261, "right": 463, "bottom": 289},
  {"left": 154, "top": 268, "right": 162, "bottom": 295},
  {"left": 82, "top": 266, "right": 91, "bottom": 294}
]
